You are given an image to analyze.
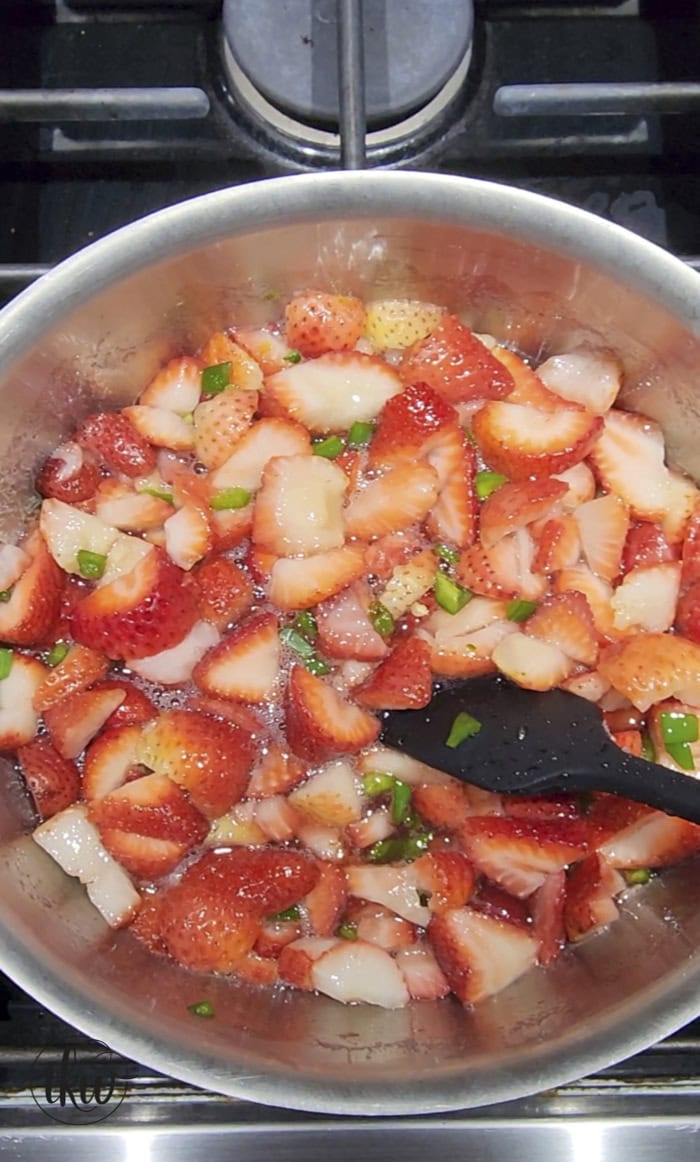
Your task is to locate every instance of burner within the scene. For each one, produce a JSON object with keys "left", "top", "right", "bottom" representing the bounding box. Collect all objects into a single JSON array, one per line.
[{"left": 221, "top": 0, "right": 473, "bottom": 158}]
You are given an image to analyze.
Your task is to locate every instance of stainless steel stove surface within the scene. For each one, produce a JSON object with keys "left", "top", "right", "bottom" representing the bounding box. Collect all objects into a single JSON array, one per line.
[{"left": 3, "top": 0, "right": 700, "bottom": 1155}]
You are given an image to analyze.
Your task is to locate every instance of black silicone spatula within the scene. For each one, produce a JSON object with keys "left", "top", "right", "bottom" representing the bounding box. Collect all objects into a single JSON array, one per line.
[{"left": 380, "top": 675, "right": 700, "bottom": 824}]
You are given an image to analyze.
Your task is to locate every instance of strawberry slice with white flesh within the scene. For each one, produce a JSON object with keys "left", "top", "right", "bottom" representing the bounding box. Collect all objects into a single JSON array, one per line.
[
  {"left": 480, "top": 479, "right": 568, "bottom": 550},
  {"left": 459, "top": 817, "right": 588, "bottom": 899},
  {"left": 598, "top": 633, "right": 700, "bottom": 712},
  {"left": 395, "top": 944, "right": 451, "bottom": 1000},
  {"left": 491, "top": 631, "right": 573, "bottom": 692},
  {"left": 193, "top": 612, "right": 280, "bottom": 703},
  {"left": 123, "top": 405, "right": 195, "bottom": 453},
  {"left": 368, "top": 381, "right": 459, "bottom": 470},
  {"left": 290, "top": 759, "right": 364, "bottom": 827},
  {"left": 537, "top": 348, "right": 622, "bottom": 414},
  {"left": 253, "top": 454, "right": 348, "bottom": 556},
  {"left": 525, "top": 592, "right": 598, "bottom": 667},
  {"left": 284, "top": 665, "right": 380, "bottom": 763},
  {"left": 472, "top": 402, "right": 603, "bottom": 480},
  {"left": 425, "top": 428, "right": 478, "bottom": 549},
  {"left": 138, "top": 355, "right": 203, "bottom": 414},
  {"left": 267, "top": 545, "right": 366, "bottom": 611},
  {"left": 316, "top": 581, "right": 388, "bottom": 661},
  {"left": 610, "top": 562, "right": 681, "bottom": 634},
  {"left": 574, "top": 494, "right": 630, "bottom": 581},
  {"left": 82, "top": 724, "right": 144, "bottom": 801},
  {"left": 265, "top": 351, "right": 402, "bottom": 433},
  {"left": 343, "top": 461, "right": 439, "bottom": 540},
  {"left": 192, "top": 388, "right": 258, "bottom": 470},
  {"left": 563, "top": 852, "right": 626, "bottom": 942},
  {"left": 0, "top": 533, "right": 64, "bottom": 647},
  {"left": 0, "top": 654, "right": 45, "bottom": 752},
  {"left": 210, "top": 417, "right": 312, "bottom": 493},
  {"left": 126, "top": 620, "right": 219, "bottom": 686},
  {"left": 346, "top": 865, "right": 431, "bottom": 926},
  {"left": 44, "top": 686, "right": 126, "bottom": 760},
  {"left": 33, "top": 804, "right": 140, "bottom": 928},
  {"left": 428, "top": 907, "right": 538, "bottom": 1005},
  {"left": 310, "top": 939, "right": 410, "bottom": 1009}
]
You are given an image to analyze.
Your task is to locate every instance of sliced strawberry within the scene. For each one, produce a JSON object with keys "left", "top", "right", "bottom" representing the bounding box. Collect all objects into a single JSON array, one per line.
[
  {"left": 395, "top": 944, "right": 451, "bottom": 1000},
  {"left": 316, "top": 581, "right": 388, "bottom": 661},
  {"left": 486, "top": 528, "right": 549, "bottom": 603},
  {"left": 236, "top": 327, "right": 298, "bottom": 376},
  {"left": 457, "top": 543, "right": 516, "bottom": 599},
  {"left": 255, "top": 916, "right": 303, "bottom": 959},
  {"left": 129, "top": 892, "right": 168, "bottom": 957},
  {"left": 428, "top": 906, "right": 538, "bottom": 1004},
  {"left": 0, "top": 654, "right": 47, "bottom": 750},
  {"left": 399, "top": 316, "right": 515, "bottom": 404},
  {"left": 95, "top": 479, "right": 173, "bottom": 533},
  {"left": 492, "top": 347, "right": 562, "bottom": 412},
  {"left": 192, "top": 388, "right": 258, "bottom": 470},
  {"left": 265, "top": 351, "right": 402, "bottom": 434},
  {"left": 123, "top": 405, "right": 195, "bottom": 453},
  {"left": 209, "top": 503, "right": 253, "bottom": 557},
  {"left": 622, "top": 521, "right": 679, "bottom": 576},
  {"left": 346, "top": 864, "right": 430, "bottom": 926},
  {"left": 44, "top": 686, "right": 126, "bottom": 760},
  {"left": 343, "top": 461, "right": 439, "bottom": 540},
  {"left": 480, "top": 478, "right": 568, "bottom": 551},
  {"left": 308, "top": 939, "right": 410, "bottom": 1007},
  {"left": 93, "top": 679, "right": 155, "bottom": 728},
  {"left": 33, "top": 644, "right": 109, "bottom": 713},
  {"left": 676, "top": 580, "right": 700, "bottom": 645},
  {"left": 71, "top": 545, "right": 198, "bottom": 660},
  {"left": 82, "top": 723, "right": 143, "bottom": 800},
  {"left": 411, "top": 780, "right": 474, "bottom": 829},
  {"left": 89, "top": 771, "right": 208, "bottom": 879},
  {"left": 139, "top": 707, "right": 255, "bottom": 819},
  {"left": 363, "top": 532, "right": 424, "bottom": 581},
  {"left": 17, "top": 737, "right": 81, "bottom": 819},
  {"left": 531, "top": 869, "right": 566, "bottom": 965},
  {"left": 425, "top": 429, "right": 478, "bottom": 549},
  {"left": 163, "top": 505, "right": 211, "bottom": 571},
  {"left": 335, "top": 446, "right": 362, "bottom": 493},
  {"left": 254, "top": 795, "right": 302, "bottom": 842},
  {"left": 193, "top": 612, "right": 280, "bottom": 703},
  {"left": 36, "top": 441, "right": 100, "bottom": 504},
  {"left": 199, "top": 332, "right": 264, "bottom": 391},
  {"left": 368, "top": 382, "right": 459, "bottom": 469},
  {"left": 246, "top": 743, "right": 307, "bottom": 799},
  {"left": 469, "top": 882, "right": 531, "bottom": 929},
  {"left": 253, "top": 454, "right": 347, "bottom": 556},
  {"left": 285, "top": 664, "right": 380, "bottom": 763},
  {"left": 472, "top": 401, "right": 603, "bottom": 480},
  {"left": 595, "top": 803, "right": 700, "bottom": 869},
  {"left": 355, "top": 637, "right": 432, "bottom": 710},
  {"left": 210, "top": 417, "right": 312, "bottom": 493},
  {"left": 555, "top": 564, "right": 617, "bottom": 639},
  {"left": 267, "top": 545, "right": 366, "bottom": 611},
  {"left": 277, "top": 937, "right": 338, "bottom": 990},
  {"left": 525, "top": 591, "right": 598, "bottom": 666},
  {"left": 0, "top": 543, "right": 30, "bottom": 593},
  {"left": 575, "top": 494, "right": 630, "bottom": 581},
  {"left": 346, "top": 806, "right": 395, "bottom": 849},
  {"left": 290, "top": 759, "right": 364, "bottom": 826},
  {"left": 192, "top": 554, "right": 254, "bottom": 631},
  {"left": 303, "top": 862, "right": 348, "bottom": 937},
  {"left": 598, "top": 632, "right": 700, "bottom": 712},
  {"left": 235, "top": 952, "right": 280, "bottom": 986},
  {"left": 186, "top": 695, "right": 265, "bottom": 738},
  {"left": 491, "top": 631, "right": 573, "bottom": 692},
  {"left": 75, "top": 411, "right": 157, "bottom": 478},
  {"left": 347, "top": 901, "right": 417, "bottom": 951},
  {"left": 611, "top": 561, "right": 681, "bottom": 634},
  {"left": 127, "top": 619, "right": 219, "bottom": 687},
  {"left": 459, "top": 816, "right": 588, "bottom": 898},
  {"left": 531, "top": 516, "right": 581, "bottom": 574},
  {"left": 413, "top": 851, "right": 475, "bottom": 913},
  {"left": 138, "top": 354, "right": 203, "bottom": 413},
  {"left": 537, "top": 348, "right": 621, "bottom": 414},
  {"left": 563, "top": 852, "right": 625, "bottom": 942},
  {"left": 681, "top": 505, "right": 700, "bottom": 588},
  {"left": 284, "top": 291, "right": 365, "bottom": 357},
  {"left": 0, "top": 533, "right": 64, "bottom": 647}
]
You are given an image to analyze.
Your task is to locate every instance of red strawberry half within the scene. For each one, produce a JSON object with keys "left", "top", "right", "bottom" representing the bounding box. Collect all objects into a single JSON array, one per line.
[
  {"left": 71, "top": 546, "right": 198, "bottom": 660},
  {"left": 355, "top": 636, "right": 432, "bottom": 710},
  {"left": 193, "top": 612, "right": 280, "bottom": 703},
  {"left": 43, "top": 686, "right": 126, "bottom": 760},
  {"left": 369, "top": 382, "right": 460, "bottom": 469},
  {"left": 399, "top": 316, "right": 515, "bottom": 404},
  {"left": 285, "top": 664, "right": 380, "bottom": 763},
  {"left": 75, "top": 411, "right": 157, "bottom": 478},
  {"left": 17, "top": 737, "right": 81, "bottom": 819}
]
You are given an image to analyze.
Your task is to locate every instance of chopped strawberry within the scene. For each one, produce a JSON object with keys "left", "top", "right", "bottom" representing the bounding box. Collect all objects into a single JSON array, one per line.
[
  {"left": 363, "top": 299, "right": 444, "bottom": 351},
  {"left": 316, "top": 581, "right": 388, "bottom": 661},
  {"left": 335, "top": 447, "right": 362, "bottom": 493},
  {"left": 192, "top": 388, "right": 258, "bottom": 470},
  {"left": 355, "top": 637, "right": 432, "bottom": 710},
  {"left": 254, "top": 795, "right": 303, "bottom": 841},
  {"left": 611, "top": 561, "right": 681, "bottom": 634},
  {"left": 530, "top": 869, "right": 566, "bottom": 965},
  {"left": 459, "top": 816, "right": 588, "bottom": 898},
  {"left": 621, "top": 521, "right": 679, "bottom": 576},
  {"left": 92, "top": 679, "right": 155, "bottom": 728},
  {"left": 267, "top": 545, "right": 366, "bottom": 611},
  {"left": 503, "top": 794, "right": 581, "bottom": 821},
  {"left": 235, "top": 327, "right": 298, "bottom": 376},
  {"left": 491, "top": 631, "right": 573, "bottom": 692},
  {"left": 210, "top": 417, "right": 312, "bottom": 493},
  {"left": 246, "top": 743, "right": 307, "bottom": 798},
  {"left": 290, "top": 759, "right": 364, "bottom": 827},
  {"left": 594, "top": 802, "right": 700, "bottom": 869},
  {"left": 284, "top": 291, "right": 365, "bottom": 357},
  {"left": 89, "top": 771, "right": 208, "bottom": 879},
  {"left": 95, "top": 479, "right": 173, "bottom": 533},
  {"left": 413, "top": 850, "right": 475, "bottom": 913},
  {"left": 368, "top": 382, "right": 459, "bottom": 469},
  {"left": 139, "top": 707, "right": 255, "bottom": 819},
  {"left": 425, "top": 429, "right": 478, "bottom": 549},
  {"left": 33, "top": 644, "right": 109, "bottom": 713},
  {"left": 411, "top": 780, "right": 474, "bottom": 829},
  {"left": 17, "top": 737, "right": 81, "bottom": 819},
  {"left": 0, "top": 533, "right": 64, "bottom": 647},
  {"left": 129, "top": 892, "right": 168, "bottom": 957},
  {"left": 492, "top": 347, "right": 562, "bottom": 412},
  {"left": 531, "top": 516, "right": 581, "bottom": 574},
  {"left": 343, "top": 461, "right": 439, "bottom": 540},
  {"left": 681, "top": 505, "right": 700, "bottom": 588},
  {"left": 395, "top": 944, "right": 451, "bottom": 1000},
  {"left": 486, "top": 528, "right": 549, "bottom": 604},
  {"left": 191, "top": 848, "right": 319, "bottom": 921},
  {"left": 138, "top": 354, "right": 203, "bottom": 413},
  {"left": 428, "top": 906, "right": 538, "bottom": 1004},
  {"left": 71, "top": 546, "right": 198, "bottom": 660},
  {"left": 185, "top": 695, "right": 265, "bottom": 737},
  {"left": 285, "top": 665, "right": 380, "bottom": 763},
  {"left": 198, "top": 332, "right": 264, "bottom": 391},
  {"left": 399, "top": 316, "right": 515, "bottom": 404},
  {"left": 457, "top": 543, "right": 516, "bottom": 599},
  {"left": 575, "top": 494, "right": 630, "bottom": 581},
  {"left": 265, "top": 351, "right": 402, "bottom": 433},
  {"left": 278, "top": 937, "right": 339, "bottom": 990},
  {"left": 346, "top": 901, "right": 417, "bottom": 951},
  {"left": 36, "top": 442, "right": 100, "bottom": 504},
  {"left": 82, "top": 723, "right": 143, "bottom": 800},
  {"left": 127, "top": 619, "right": 219, "bottom": 687},
  {"left": 163, "top": 504, "right": 211, "bottom": 571},
  {"left": 363, "top": 531, "right": 424, "bottom": 581},
  {"left": 676, "top": 580, "right": 700, "bottom": 645},
  {"left": 303, "top": 862, "right": 348, "bottom": 937},
  {"left": 472, "top": 401, "right": 603, "bottom": 480},
  {"left": 537, "top": 348, "right": 621, "bottom": 414},
  {"left": 480, "top": 478, "right": 568, "bottom": 550},
  {"left": 525, "top": 591, "right": 598, "bottom": 666},
  {"left": 43, "top": 685, "right": 126, "bottom": 760},
  {"left": 0, "top": 655, "right": 47, "bottom": 751},
  {"left": 235, "top": 952, "right": 279, "bottom": 986},
  {"left": 469, "top": 883, "right": 531, "bottom": 929},
  {"left": 193, "top": 612, "right": 280, "bottom": 703},
  {"left": 192, "top": 555, "right": 254, "bottom": 630},
  {"left": 563, "top": 852, "right": 625, "bottom": 942},
  {"left": 555, "top": 564, "right": 617, "bottom": 639},
  {"left": 209, "top": 503, "right": 258, "bottom": 552},
  {"left": 75, "top": 411, "right": 157, "bottom": 478},
  {"left": 253, "top": 454, "right": 347, "bottom": 556},
  {"left": 597, "top": 632, "right": 700, "bottom": 712},
  {"left": 255, "top": 917, "right": 303, "bottom": 959}
]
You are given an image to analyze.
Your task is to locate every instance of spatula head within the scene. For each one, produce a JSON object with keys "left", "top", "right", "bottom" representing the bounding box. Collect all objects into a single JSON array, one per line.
[{"left": 380, "top": 674, "right": 613, "bottom": 795}]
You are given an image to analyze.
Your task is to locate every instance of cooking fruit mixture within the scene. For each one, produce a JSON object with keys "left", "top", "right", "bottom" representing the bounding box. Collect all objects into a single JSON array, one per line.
[{"left": 4, "top": 291, "right": 700, "bottom": 1011}]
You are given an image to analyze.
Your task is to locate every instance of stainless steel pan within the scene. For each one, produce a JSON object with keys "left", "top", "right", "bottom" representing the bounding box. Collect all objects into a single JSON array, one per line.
[{"left": 1, "top": 171, "right": 700, "bottom": 1115}]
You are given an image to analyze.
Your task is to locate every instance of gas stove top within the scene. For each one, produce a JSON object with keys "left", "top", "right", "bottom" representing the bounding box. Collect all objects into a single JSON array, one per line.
[{"left": 3, "top": 1, "right": 700, "bottom": 1154}]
